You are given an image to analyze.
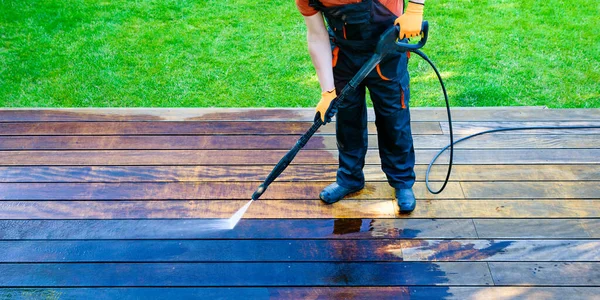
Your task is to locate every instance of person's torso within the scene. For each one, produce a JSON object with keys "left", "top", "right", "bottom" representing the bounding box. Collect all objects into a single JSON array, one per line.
[{"left": 309, "top": 0, "right": 402, "bottom": 52}]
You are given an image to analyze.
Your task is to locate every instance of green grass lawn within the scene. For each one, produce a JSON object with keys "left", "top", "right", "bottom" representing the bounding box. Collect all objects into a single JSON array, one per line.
[{"left": 1, "top": 0, "right": 598, "bottom": 108}]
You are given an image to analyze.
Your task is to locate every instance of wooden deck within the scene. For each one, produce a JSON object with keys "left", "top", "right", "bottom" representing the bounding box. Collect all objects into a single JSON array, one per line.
[{"left": 0, "top": 107, "right": 599, "bottom": 299}]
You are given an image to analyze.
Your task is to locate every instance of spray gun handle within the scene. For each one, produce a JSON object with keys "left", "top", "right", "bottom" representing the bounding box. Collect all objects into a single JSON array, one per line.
[{"left": 395, "top": 21, "right": 429, "bottom": 51}]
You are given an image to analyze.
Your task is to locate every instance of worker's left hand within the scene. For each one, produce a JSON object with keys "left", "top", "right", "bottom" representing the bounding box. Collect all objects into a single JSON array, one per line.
[{"left": 394, "top": 1, "right": 424, "bottom": 39}]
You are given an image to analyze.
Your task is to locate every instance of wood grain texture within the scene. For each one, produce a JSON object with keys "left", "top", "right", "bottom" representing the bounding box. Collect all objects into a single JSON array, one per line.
[
  {"left": 440, "top": 121, "right": 600, "bottom": 135},
  {"left": 0, "top": 262, "right": 493, "bottom": 286},
  {"left": 2, "top": 134, "right": 598, "bottom": 150},
  {"left": 0, "top": 121, "right": 441, "bottom": 135},
  {"left": 2, "top": 200, "right": 599, "bottom": 219},
  {"left": 403, "top": 200, "right": 600, "bottom": 218},
  {"left": 0, "top": 200, "right": 396, "bottom": 219},
  {"left": 461, "top": 182, "right": 600, "bottom": 199},
  {"left": 2, "top": 181, "right": 596, "bottom": 201},
  {"left": 2, "top": 149, "right": 600, "bottom": 166},
  {"left": 0, "top": 182, "right": 464, "bottom": 200},
  {"left": 1, "top": 165, "right": 598, "bottom": 182},
  {"left": 0, "top": 219, "right": 478, "bottom": 240}
]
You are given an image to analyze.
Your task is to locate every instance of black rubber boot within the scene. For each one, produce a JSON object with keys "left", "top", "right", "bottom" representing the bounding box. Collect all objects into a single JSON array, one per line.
[
  {"left": 319, "top": 183, "right": 363, "bottom": 204},
  {"left": 396, "top": 188, "right": 416, "bottom": 213}
]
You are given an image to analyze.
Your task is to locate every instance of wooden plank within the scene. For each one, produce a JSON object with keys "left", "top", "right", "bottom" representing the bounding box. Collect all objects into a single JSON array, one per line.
[
  {"left": 3, "top": 239, "right": 598, "bottom": 263},
  {"left": 2, "top": 107, "right": 599, "bottom": 122},
  {"left": 474, "top": 219, "right": 600, "bottom": 239},
  {"left": 1, "top": 165, "right": 598, "bottom": 183},
  {"left": 0, "top": 288, "right": 273, "bottom": 299},
  {"left": 0, "top": 240, "right": 409, "bottom": 262},
  {"left": 403, "top": 200, "right": 600, "bottom": 219},
  {"left": 0, "top": 200, "right": 396, "bottom": 219},
  {"left": 2, "top": 199, "right": 600, "bottom": 219},
  {"left": 461, "top": 182, "right": 600, "bottom": 199},
  {"left": 412, "top": 287, "right": 600, "bottom": 300},
  {"left": 2, "top": 134, "right": 598, "bottom": 150},
  {"left": 1, "top": 287, "right": 599, "bottom": 300},
  {"left": 4, "top": 181, "right": 596, "bottom": 200},
  {"left": 0, "top": 219, "right": 478, "bottom": 240},
  {"left": 10, "top": 219, "right": 597, "bottom": 240},
  {"left": 416, "top": 134, "right": 600, "bottom": 149},
  {"left": 440, "top": 121, "right": 600, "bottom": 135},
  {"left": 439, "top": 165, "right": 600, "bottom": 182},
  {"left": 0, "top": 182, "right": 465, "bottom": 200},
  {"left": 0, "top": 262, "right": 493, "bottom": 286},
  {"left": 0, "top": 150, "right": 341, "bottom": 166},
  {"left": 489, "top": 262, "right": 600, "bottom": 286},
  {"left": 0, "top": 121, "right": 442, "bottom": 136},
  {"left": 0, "top": 135, "right": 341, "bottom": 150},
  {"left": 401, "top": 240, "right": 600, "bottom": 261},
  {"left": 473, "top": 219, "right": 600, "bottom": 239},
  {"left": 2, "top": 149, "right": 600, "bottom": 166}
]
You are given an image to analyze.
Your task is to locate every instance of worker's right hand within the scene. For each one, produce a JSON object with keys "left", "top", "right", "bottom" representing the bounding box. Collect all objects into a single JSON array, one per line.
[
  {"left": 394, "top": 1, "right": 424, "bottom": 39},
  {"left": 315, "top": 88, "right": 337, "bottom": 123}
]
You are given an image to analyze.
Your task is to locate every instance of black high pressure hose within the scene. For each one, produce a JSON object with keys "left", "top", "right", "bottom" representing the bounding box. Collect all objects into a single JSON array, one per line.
[{"left": 413, "top": 49, "right": 600, "bottom": 194}]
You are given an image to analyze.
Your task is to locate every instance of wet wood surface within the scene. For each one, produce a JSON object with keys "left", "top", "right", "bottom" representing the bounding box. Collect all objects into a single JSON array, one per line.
[
  {"left": 0, "top": 287, "right": 599, "bottom": 300},
  {"left": 1, "top": 107, "right": 598, "bottom": 296}
]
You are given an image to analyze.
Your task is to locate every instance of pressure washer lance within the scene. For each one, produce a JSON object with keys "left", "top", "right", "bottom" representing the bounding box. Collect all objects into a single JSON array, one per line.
[{"left": 249, "top": 22, "right": 431, "bottom": 204}]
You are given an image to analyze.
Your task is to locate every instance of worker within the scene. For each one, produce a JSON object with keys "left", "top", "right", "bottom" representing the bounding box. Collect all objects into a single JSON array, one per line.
[{"left": 295, "top": 0, "right": 425, "bottom": 213}]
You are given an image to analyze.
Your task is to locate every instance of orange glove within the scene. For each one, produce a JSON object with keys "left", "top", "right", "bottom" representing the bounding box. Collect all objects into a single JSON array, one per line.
[
  {"left": 394, "top": 1, "right": 424, "bottom": 39},
  {"left": 315, "top": 88, "right": 337, "bottom": 122}
]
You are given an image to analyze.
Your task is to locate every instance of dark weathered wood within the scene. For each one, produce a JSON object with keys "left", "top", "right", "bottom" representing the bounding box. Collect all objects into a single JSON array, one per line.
[
  {"left": 1, "top": 165, "right": 598, "bottom": 183},
  {"left": 489, "top": 262, "right": 600, "bottom": 286},
  {"left": 474, "top": 219, "right": 600, "bottom": 239},
  {"left": 461, "top": 182, "right": 600, "bottom": 199},
  {"left": 2, "top": 239, "right": 597, "bottom": 263},
  {"left": 0, "top": 182, "right": 464, "bottom": 200},
  {"left": 0, "top": 240, "right": 408, "bottom": 262},
  {"left": 0, "top": 262, "right": 493, "bottom": 286},
  {"left": 0, "top": 121, "right": 442, "bottom": 135},
  {"left": 2, "top": 199, "right": 599, "bottom": 219},
  {"left": 2, "top": 107, "right": 598, "bottom": 122},
  {"left": 401, "top": 240, "right": 600, "bottom": 261},
  {"left": 0, "top": 219, "right": 478, "bottom": 240},
  {"left": 2, "top": 149, "right": 600, "bottom": 166},
  {"left": 2, "top": 134, "right": 597, "bottom": 150},
  {"left": 1, "top": 287, "right": 599, "bottom": 300}
]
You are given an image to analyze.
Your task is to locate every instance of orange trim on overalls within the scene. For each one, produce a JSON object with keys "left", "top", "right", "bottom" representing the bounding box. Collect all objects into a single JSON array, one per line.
[
  {"left": 401, "top": 89, "right": 406, "bottom": 109},
  {"left": 332, "top": 46, "right": 340, "bottom": 67},
  {"left": 376, "top": 64, "right": 390, "bottom": 81},
  {"left": 343, "top": 25, "right": 347, "bottom": 39}
]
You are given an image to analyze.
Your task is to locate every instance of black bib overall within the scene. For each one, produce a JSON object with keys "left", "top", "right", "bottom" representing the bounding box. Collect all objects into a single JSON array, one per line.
[{"left": 310, "top": 0, "right": 416, "bottom": 190}]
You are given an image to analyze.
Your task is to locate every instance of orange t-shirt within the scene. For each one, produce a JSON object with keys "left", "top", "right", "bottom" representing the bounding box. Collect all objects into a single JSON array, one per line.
[{"left": 295, "top": 0, "right": 402, "bottom": 17}]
